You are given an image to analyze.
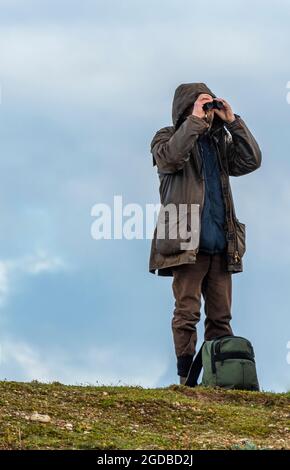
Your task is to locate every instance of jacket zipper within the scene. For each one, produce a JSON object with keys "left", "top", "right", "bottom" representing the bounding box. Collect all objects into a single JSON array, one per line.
[{"left": 212, "top": 134, "right": 240, "bottom": 264}]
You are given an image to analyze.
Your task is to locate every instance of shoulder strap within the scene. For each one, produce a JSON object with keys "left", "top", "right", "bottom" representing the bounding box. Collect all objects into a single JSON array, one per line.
[{"left": 184, "top": 341, "right": 205, "bottom": 387}]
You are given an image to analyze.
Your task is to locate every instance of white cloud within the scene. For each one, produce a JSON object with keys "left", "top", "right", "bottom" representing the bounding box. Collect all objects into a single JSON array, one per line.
[
  {"left": 16, "top": 251, "right": 66, "bottom": 275},
  {"left": 0, "top": 338, "right": 169, "bottom": 388},
  {"left": 0, "top": 339, "right": 50, "bottom": 381},
  {"left": 0, "top": 250, "right": 67, "bottom": 306}
]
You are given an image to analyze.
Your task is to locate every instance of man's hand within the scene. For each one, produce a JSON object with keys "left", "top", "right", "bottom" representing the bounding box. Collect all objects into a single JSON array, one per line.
[
  {"left": 214, "top": 98, "right": 235, "bottom": 124},
  {"left": 191, "top": 94, "right": 214, "bottom": 121}
]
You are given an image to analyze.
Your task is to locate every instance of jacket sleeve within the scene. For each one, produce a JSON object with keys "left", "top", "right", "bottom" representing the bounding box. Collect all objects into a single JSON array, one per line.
[
  {"left": 150, "top": 115, "right": 209, "bottom": 174},
  {"left": 224, "top": 115, "right": 262, "bottom": 177}
]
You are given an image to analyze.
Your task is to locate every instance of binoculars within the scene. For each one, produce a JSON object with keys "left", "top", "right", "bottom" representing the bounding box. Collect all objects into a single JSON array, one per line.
[{"left": 203, "top": 100, "right": 224, "bottom": 112}]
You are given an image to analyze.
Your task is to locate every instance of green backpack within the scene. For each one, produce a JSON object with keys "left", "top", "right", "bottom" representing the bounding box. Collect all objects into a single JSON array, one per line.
[{"left": 185, "top": 335, "right": 260, "bottom": 391}]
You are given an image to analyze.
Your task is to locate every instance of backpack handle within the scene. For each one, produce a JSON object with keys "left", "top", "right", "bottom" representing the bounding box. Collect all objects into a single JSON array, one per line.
[{"left": 184, "top": 341, "right": 205, "bottom": 387}]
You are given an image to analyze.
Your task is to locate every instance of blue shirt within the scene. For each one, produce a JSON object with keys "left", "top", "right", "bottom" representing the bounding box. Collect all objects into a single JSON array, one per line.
[{"left": 197, "top": 132, "right": 227, "bottom": 254}]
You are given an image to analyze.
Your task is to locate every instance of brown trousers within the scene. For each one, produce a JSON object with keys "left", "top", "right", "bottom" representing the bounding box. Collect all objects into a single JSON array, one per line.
[{"left": 171, "top": 251, "right": 233, "bottom": 377}]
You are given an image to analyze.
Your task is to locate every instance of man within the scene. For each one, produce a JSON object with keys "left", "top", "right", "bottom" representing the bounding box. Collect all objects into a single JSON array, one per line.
[{"left": 149, "top": 82, "right": 262, "bottom": 385}]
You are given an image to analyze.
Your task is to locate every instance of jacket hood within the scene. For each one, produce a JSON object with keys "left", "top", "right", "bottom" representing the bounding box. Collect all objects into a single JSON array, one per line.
[{"left": 172, "top": 82, "right": 220, "bottom": 129}]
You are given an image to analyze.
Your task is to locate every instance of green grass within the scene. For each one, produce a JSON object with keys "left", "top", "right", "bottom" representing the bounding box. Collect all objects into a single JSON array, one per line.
[{"left": 0, "top": 381, "right": 289, "bottom": 450}]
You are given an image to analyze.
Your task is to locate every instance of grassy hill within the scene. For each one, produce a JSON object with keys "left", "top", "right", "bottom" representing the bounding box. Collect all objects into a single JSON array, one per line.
[{"left": 0, "top": 381, "right": 289, "bottom": 450}]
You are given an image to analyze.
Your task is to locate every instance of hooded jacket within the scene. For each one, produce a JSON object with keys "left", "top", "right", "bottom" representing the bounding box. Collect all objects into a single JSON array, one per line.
[{"left": 149, "top": 82, "right": 262, "bottom": 276}]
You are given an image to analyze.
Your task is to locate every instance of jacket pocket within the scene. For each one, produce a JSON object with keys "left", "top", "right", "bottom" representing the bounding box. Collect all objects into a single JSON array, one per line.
[
  {"left": 234, "top": 218, "right": 246, "bottom": 258},
  {"left": 155, "top": 204, "right": 199, "bottom": 256}
]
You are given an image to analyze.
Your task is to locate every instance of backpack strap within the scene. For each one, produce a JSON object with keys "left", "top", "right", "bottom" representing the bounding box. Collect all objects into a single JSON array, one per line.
[{"left": 184, "top": 341, "right": 205, "bottom": 387}]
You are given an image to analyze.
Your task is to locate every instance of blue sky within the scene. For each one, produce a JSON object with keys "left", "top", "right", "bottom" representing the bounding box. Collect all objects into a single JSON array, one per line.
[{"left": 0, "top": 0, "right": 289, "bottom": 391}]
